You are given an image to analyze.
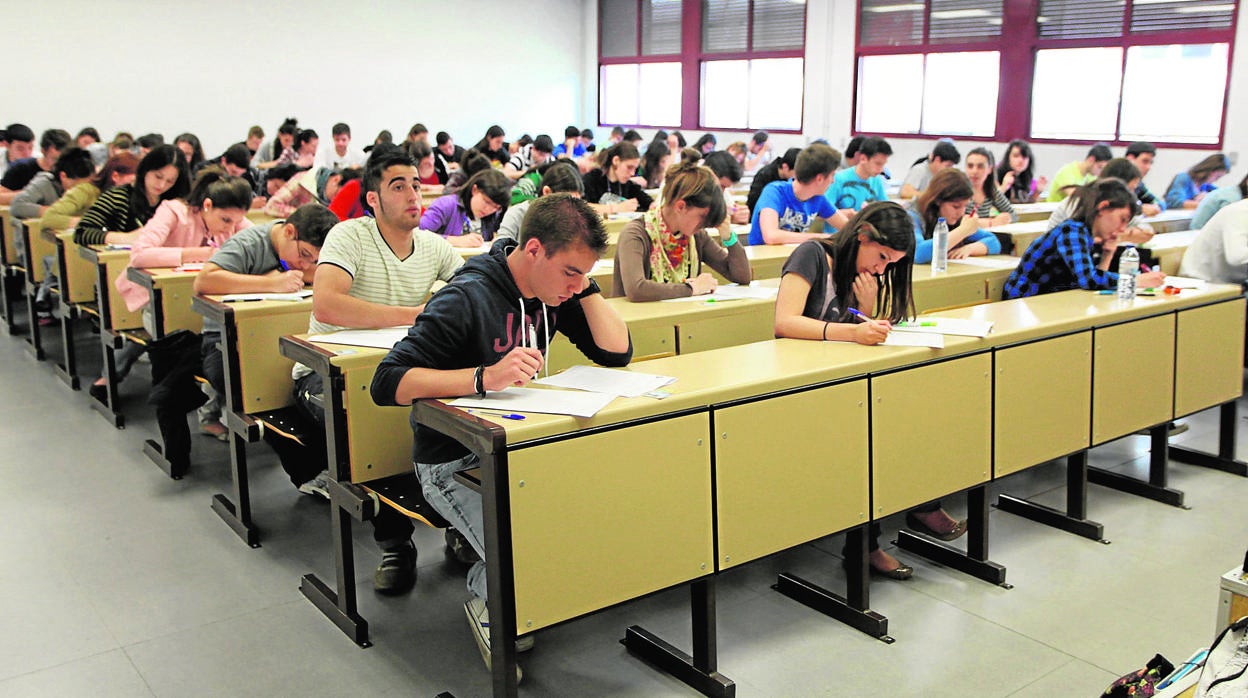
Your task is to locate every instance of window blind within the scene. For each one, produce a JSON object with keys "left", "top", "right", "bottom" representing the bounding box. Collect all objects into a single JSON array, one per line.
[
  {"left": 642, "top": 0, "right": 683, "bottom": 55},
  {"left": 753, "top": 0, "right": 806, "bottom": 51},
  {"left": 1037, "top": 0, "right": 1124, "bottom": 40},
  {"left": 703, "top": 0, "right": 749, "bottom": 53},
  {"left": 860, "top": 0, "right": 925, "bottom": 47},
  {"left": 929, "top": 0, "right": 1003, "bottom": 43}
]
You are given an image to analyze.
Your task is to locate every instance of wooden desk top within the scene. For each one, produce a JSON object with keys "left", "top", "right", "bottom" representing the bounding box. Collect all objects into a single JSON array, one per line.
[
  {"left": 126, "top": 266, "right": 198, "bottom": 291},
  {"left": 77, "top": 244, "right": 130, "bottom": 264},
  {"left": 192, "top": 294, "right": 313, "bottom": 324},
  {"left": 991, "top": 209, "right": 1195, "bottom": 235}
]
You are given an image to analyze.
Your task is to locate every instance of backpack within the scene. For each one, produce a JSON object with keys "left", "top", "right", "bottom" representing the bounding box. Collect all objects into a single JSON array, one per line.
[{"left": 1197, "top": 615, "right": 1248, "bottom": 697}]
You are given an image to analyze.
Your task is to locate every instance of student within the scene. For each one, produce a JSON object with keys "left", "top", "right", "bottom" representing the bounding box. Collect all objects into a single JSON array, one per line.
[
  {"left": 1165, "top": 153, "right": 1229, "bottom": 210},
  {"left": 1047, "top": 143, "right": 1112, "bottom": 202},
  {"left": 743, "top": 130, "right": 773, "bottom": 174},
  {"left": 692, "top": 133, "right": 717, "bottom": 155},
  {"left": 109, "top": 133, "right": 135, "bottom": 159},
  {"left": 433, "top": 131, "right": 465, "bottom": 184},
  {"left": 553, "top": 125, "right": 586, "bottom": 158},
  {"left": 419, "top": 168, "right": 510, "bottom": 247},
  {"left": 1178, "top": 198, "right": 1248, "bottom": 284},
  {"left": 276, "top": 129, "right": 318, "bottom": 169},
  {"left": 608, "top": 126, "right": 625, "bottom": 145},
  {"left": 774, "top": 201, "right": 964, "bottom": 576},
  {"left": 668, "top": 130, "right": 687, "bottom": 153},
  {"left": 503, "top": 134, "right": 553, "bottom": 180},
  {"left": 899, "top": 139, "right": 960, "bottom": 199},
  {"left": 77, "top": 127, "right": 108, "bottom": 167},
  {"left": 963, "top": 147, "right": 1015, "bottom": 226},
  {"left": 0, "top": 128, "right": 71, "bottom": 204},
  {"left": 406, "top": 140, "right": 441, "bottom": 191},
  {"left": 497, "top": 161, "right": 583, "bottom": 242},
  {"left": 825, "top": 136, "right": 891, "bottom": 229},
  {"left": 840, "top": 136, "right": 864, "bottom": 171},
  {"left": 746, "top": 147, "right": 801, "bottom": 213},
  {"left": 640, "top": 141, "right": 671, "bottom": 190},
  {"left": 0, "top": 123, "right": 34, "bottom": 178},
  {"left": 253, "top": 118, "right": 298, "bottom": 169},
  {"left": 1191, "top": 172, "right": 1248, "bottom": 229},
  {"left": 263, "top": 167, "right": 348, "bottom": 218},
  {"left": 43, "top": 152, "right": 139, "bottom": 232},
  {"left": 724, "top": 142, "right": 747, "bottom": 166},
  {"left": 622, "top": 129, "right": 644, "bottom": 148},
  {"left": 292, "top": 146, "right": 466, "bottom": 593},
  {"left": 703, "top": 150, "right": 750, "bottom": 226},
  {"left": 135, "top": 133, "right": 165, "bottom": 157},
  {"left": 192, "top": 203, "right": 341, "bottom": 491},
  {"left": 583, "top": 142, "right": 654, "bottom": 214},
  {"left": 471, "top": 125, "right": 508, "bottom": 166},
  {"left": 614, "top": 159, "right": 747, "bottom": 300},
  {"left": 909, "top": 169, "right": 1001, "bottom": 263},
  {"left": 1123, "top": 142, "right": 1164, "bottom": 215},
  {"left": 370, "top": 193, "right": 632, "bottom": 676},
  {"left": 173, "top": 133, "right": 205, "bottom": 171},
  {"left": 319, "top": 122, "right": 366, "bottom": 170},
  {"left": 1004, "top": 179, "right": 1165, "bottom": 299},
  {"left": 407, "top": 123, "right": 429, "bottom": 144},
  {"left": 579, "top": 128, "right": 597, "bottom": 153},
  {"left": 76, "top": 144, "right": 191, "bottom": 247},
  {"left": 239, "top": 125, "right": 265, "bottom": 157},
  {"left": 206, "top": 143, "right": 266, "bottom": 207},
  {"left": 444, "top": 149, "right": 493, "bottom": 195},
  {"left": 749, "top": 143, "right": 841, "bottom": 245},
  {"left": 996, "top": 139, "right": 1046, "bottom": 204}
]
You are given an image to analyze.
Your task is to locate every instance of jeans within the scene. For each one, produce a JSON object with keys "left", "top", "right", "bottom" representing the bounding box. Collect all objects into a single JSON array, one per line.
[
  {"left": 199, "top": 332, "right": 225, "bottom": 424},
  {"left": 416, "top": 453, "right": 486, "bottom": 600}
]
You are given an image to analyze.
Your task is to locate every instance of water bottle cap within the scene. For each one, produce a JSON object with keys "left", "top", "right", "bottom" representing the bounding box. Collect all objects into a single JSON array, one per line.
[{"left": 937, "top": 217, "right": 946, "bottom": 223}]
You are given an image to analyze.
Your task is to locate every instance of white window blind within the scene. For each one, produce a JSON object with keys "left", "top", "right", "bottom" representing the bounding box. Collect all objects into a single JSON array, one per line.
[
  {"left": 1036, "top": 0, "right": 1124, "bottom": 40},
  {"left": 929, "top": 0, "right": 1004, "bottom": 43},
  {"left": 702, "top": 0, "right": 749, "bottom": 52},
  {"left": 752, "top": 0, "right": 806, "bottom": 51},
  {"left": 601, "top": 0, "right": 639, "bottom": 57},
  {"left": 642, "top": 0, "right": 683, "bottom": 55},
  {"left": 1129, "top": 0, "right": 1236, "bottom": 33},
  {"left": 860, "top": 0, "right": 925, "bottom": 47}
]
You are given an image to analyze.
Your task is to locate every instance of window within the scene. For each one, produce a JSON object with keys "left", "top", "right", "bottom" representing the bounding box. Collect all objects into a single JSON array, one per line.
[
  {"left": 854, "top": 0, "right": 1238, "bottom": 147},
  {"left": 598, "top": 0, "right": 807, "bottom": 131}
]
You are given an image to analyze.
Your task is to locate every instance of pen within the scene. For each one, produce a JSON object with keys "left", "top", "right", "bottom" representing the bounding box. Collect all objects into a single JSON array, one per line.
[
  {"left": 468, "top": 409, "right": 525, "bottom": 420},
  {"left": 278, "top": 260, "right": 290, "bottom": 272},
  {"left": 847, "top": 308, "right": 879, "bottom": 324}
]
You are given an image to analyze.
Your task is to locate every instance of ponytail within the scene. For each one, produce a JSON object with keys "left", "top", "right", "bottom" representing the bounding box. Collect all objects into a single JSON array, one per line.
[{"left": 187, "top": 165, "right": 252, "bottom": 211}]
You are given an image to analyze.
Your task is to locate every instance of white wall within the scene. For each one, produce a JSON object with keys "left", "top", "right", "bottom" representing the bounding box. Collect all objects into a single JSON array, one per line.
[
  {"left": 591, "top": 0, "right": 1248, "bottom": 194},
  {"left": 5, "top": 0, "right": 589, "bottom": 158}
]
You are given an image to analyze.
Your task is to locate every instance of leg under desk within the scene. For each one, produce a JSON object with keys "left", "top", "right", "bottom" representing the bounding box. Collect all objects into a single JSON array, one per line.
[
  {"left": 895, "top": 486, "right": 1010, "bottom": 586},
  {"left": 1170, "top": 401, "right": 1248, "bottom": 476},
  {"left": 772, "top": 524, "right": 892, "bottom": 642},
  {"left": 997, "top": 451, "right": 1108, "bottom": 543},
  {"left": 622, "top": 579, "right": 737, "bottom": 698},
  {"left": 1087, "top": 425, "right": 1186, "bottom": 507}
]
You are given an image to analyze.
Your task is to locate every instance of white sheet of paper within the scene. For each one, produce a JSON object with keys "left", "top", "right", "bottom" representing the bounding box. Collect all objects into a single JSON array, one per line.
[
  {"left": 892, "top": 317, "right": 994, "bottom": 338},
  {"left": 534, "top": 365, "right": 675, "bottom": 398},
  {"left": 307, "top": 327, "right": 408, "bottom": 349},
  {"left": 222, "top": 290, "right": 312, "bottom": 302},
  {"left": 1156, "top": 275, "right": 1207, "bottom": 289},
  {"left": 660, "top": 283, "right": 779, "bottom": 303},
  {"left": 947, "top": 257, "right": 1021, "bottom": 269},
  {"left": 450, "top": 387, "right": 615, "bottom": 418},
  {"left": 173, "top": 262, "right": 205, "bottom": 272},
  {"left": 882, "top": 331, "right": 944, "bottom": 348}
]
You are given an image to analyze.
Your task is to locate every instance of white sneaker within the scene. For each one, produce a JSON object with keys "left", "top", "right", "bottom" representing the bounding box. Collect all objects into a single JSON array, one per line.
[
  {"left": 297, "top": 469, "right": 331, "bottom": 500},
  {"left": 465, "top": 598, "right": 532, "bottom": 682}
]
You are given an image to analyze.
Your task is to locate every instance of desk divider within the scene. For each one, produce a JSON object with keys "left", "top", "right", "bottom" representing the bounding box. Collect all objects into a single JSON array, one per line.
[{"left": 1091, "top": 315, "right": 1176, "bottom": 445}]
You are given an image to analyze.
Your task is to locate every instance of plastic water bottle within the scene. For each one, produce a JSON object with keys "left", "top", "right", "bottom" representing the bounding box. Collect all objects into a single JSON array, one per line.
[
  {"left": 1117, "top": 244, "right": 1139, "bottom": 302},
  {"left": 932, "top": 217, "right": 949, "bottom": 273}
]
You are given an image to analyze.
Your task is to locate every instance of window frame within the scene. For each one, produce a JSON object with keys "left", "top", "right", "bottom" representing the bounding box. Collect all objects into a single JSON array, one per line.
[
  {"left": 597, "top": 0, "right": 807, "bottom": 133},
  {"left": 851, "top": 0, "right": 1239, "bottom": 149}
]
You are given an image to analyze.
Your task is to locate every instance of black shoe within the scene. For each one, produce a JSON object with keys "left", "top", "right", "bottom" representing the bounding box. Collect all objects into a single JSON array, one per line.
[
  {"left": 374, "top": 541, "right": 417, "bottom": 595},
  {"left": 88, "top": 381, "right": 107, "bottom": 403},
  {"left": 445, "top": 528, "right": 481, "bottom": 565}
]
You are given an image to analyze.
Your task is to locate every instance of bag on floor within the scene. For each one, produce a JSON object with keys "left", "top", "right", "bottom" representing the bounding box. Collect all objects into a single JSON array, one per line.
[
  {"left": 1101, "top": 653, "right": 1174, "bottom": 697},
  {"left": 1196, "top": 616, "right": 1248, "bottom": 697}
]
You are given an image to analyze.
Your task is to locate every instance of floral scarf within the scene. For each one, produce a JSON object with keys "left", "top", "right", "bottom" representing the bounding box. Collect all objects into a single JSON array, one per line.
[{"left": 644, "top": 207, "right": 697, "bottom": 285}]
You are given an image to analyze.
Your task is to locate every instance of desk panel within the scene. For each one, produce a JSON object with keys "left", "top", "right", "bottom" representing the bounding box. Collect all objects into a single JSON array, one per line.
[
  {"left": 679, "top": 304, "right": 773, "bottom": 354},
  {"left": 156, "top": 274, "right": 203, "bottom": 335},
  {"left": 1091, "top": 315, "right": 1175, "bottom": 443},
  {"left": 546, "top": 322, "right": 676, "bottom": 373},
  {"left": 101, "top": 254, "right": 142, "bottom": 330},
  {"left": 509, "top": 413, "right": 713, "bottom": 631},
  {"left": 57, "top": 232, "right": 95, "bottom": 304},
  {"left": 1174, "top": 299, "right": 1245, "bottom": 418},
  {"left": 235, "top": 306, "right": 313, "bottom": 411},
  {"left": 341, "top": 364, "right": 416, "bottom": 482},
  {"left": 715, "top": 381, "right": 869, "bottom": 569},
  {"left": 872, "top": 353, "right": 992, "bottom": 517},
  {"left": 0, "top": 206, "right": 16, "bottom": 267},
  {"left": 994, "top": 332, "right": 1092, "bottom": 477},
  {"left": 22, "top": 219, "right": 55, "bottom": 283}
]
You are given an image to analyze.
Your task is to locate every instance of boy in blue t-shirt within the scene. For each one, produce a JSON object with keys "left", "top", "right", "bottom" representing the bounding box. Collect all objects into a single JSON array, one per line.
[
  {"left": 825, "top": 136, "right": 892, "bottom": 230},
  {"left": 748, "top": 143, "right": 842, "bottom": 245}
]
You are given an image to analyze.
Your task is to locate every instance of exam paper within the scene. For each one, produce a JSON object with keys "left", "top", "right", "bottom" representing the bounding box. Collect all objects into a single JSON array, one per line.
[
  {"left": 222, "top": 290, "right": 312, "bottom": 302},
  {"left": 307, "top": 327, "right": 409, "bottom": 349},
  {"left": 173, "top": 262, "right": 205, "bottom": 272},
  {"left": 947, "top": 257, "right": 1020, "bottom": 269},
  {"left": 882, "top": 331, "right": 944, "bottom": 348},
  {"left": 1157, "top": 275, "right": 1206, "bottom": 289},
  {"left": 450, "top": 387, "right": 615, "bottom": 418},
  {"left": 892, "top": 317, "right": 993, "bottom": 338},
  {"left": 534, "top": 365, "right": 675, "bottom": 397},
  {"left": 660, "top": 283, "right": 779, "bottom": 303}
]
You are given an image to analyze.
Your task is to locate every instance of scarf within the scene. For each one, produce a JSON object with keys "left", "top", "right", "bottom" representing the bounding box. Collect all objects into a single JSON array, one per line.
[{"left": 644, "top": 207, "right": 696, "bottom": 285}]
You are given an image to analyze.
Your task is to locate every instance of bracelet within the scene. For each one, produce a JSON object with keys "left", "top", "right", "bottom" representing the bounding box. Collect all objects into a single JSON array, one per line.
[
  {"left": 723, "top": 229, "right": 738, "bottom": 247},
  {"left": 573, "top": 278, "right": 601, "bottom": 300},
  {"left": 822, "top": 322, "right": 830, "bottom": 341},
  {"left": 473, "top": 365, "right": 486, "bottom": 398}
]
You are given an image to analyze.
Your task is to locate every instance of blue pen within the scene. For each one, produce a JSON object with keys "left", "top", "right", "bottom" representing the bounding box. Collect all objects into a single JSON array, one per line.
[
  {"left": 469, "top": 409, "right": 525, "bottom": 420},
  {"left": 847, "top": 308, "right": 877, "bottom": 323},
  {"left": 278, "top": 259, "right": 291, "bottom": 272}
]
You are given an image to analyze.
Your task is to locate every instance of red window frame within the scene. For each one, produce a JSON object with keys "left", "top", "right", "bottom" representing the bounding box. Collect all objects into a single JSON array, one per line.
[
  {"left": 852, "top": 0, "right": 1239, "bottom": 149},
  {"left": 598, "top": 0, "right": 807, "bottom": 132}
]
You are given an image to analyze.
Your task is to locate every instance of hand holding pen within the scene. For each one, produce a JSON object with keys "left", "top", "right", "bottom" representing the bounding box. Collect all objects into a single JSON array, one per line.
[{"left": 847, "top": 307, "right": 892, "bottom": 345}]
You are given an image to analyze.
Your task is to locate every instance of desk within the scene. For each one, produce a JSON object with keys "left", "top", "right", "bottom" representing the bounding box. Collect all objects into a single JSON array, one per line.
[
  {"left": 0, "top": 205, "right": 22, "bottom": 333},
  {"left": 16, "top": 216, "right": 56, "bottom": 359},
  {"left": 1011, "top": 201, "right": 1062, "bottom": 222},
  {"left": 411, "top": 284, "right": 1242, "bottom": 696},
  {"left": 245, "top": 210, "right": 279, "bottom": 225},
  {"left": 77, "top": 244, "right": 142, "bottom": 427},
  {"left": 194, "top": 294, "right": 314, "bottom": 546},
  {"left": 125, "top": 267, "right": 202, "bottom": 339},
  {"left": 1143, "top": 229, "right": 1199, "bottom": 275},
  {"left": 51, "top": 230, "right": 99, "bottom": 389}
]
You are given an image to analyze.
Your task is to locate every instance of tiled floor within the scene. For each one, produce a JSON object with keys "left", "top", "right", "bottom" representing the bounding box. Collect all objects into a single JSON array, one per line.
[{"left": 0, "top": 324, "right": 1243, "bottom": 696}]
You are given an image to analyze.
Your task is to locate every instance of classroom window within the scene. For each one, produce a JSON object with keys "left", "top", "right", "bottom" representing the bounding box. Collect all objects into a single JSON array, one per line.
[
  {"left": 599, "top": 0, "right": 806, "bottom": 131},
  {"left": 855, "top": 51, "right": 999, "bottom": 137},
  {"left": 853, "top": 0, "right": 1238, "bottom": 146}
]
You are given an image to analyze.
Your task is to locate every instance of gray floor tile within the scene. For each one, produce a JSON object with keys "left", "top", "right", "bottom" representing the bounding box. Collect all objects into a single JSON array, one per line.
[{"left": 0, "top": 650, "right": 153, "bottom": 698}]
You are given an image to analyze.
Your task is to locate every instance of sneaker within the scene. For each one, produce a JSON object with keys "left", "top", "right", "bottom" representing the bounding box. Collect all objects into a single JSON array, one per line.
[
  {"left": 373, "top": 541, "right": 417, "bottom": 595},
  {"left": 199, "top": 420, "right": 229, "bottom": 442},
  {"left": 445, "top": 528, "right": 482, "bottom": 565},
  {"left": 465, "top": 598, "right": 532, "bottom": 681},
  {"left": 296, "top": 469, "right": 331, "bottom": 500}
]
